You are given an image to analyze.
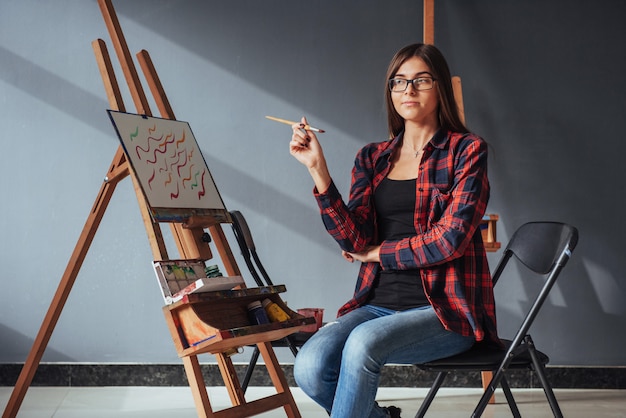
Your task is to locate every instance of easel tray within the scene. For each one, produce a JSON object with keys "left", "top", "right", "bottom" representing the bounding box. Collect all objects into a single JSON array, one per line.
[
  {"left": 175, "top": 317, "right": 315, "bottom": 357},
  {"left": 163, "top": 285, "right": 315, "bottom": 356}
]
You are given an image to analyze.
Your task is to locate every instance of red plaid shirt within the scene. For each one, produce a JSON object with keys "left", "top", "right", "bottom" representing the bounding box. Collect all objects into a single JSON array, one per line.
[{"left": 314, "top": 130, "right": 499, "bottom": 344}]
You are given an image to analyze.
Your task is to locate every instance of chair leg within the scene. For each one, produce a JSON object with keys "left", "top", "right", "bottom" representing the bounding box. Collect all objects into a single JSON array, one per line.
[
  {"left": 284, "top": 336, "right": 299, "bottom": 357},
  {"left": 526, "top": 337, "right": 563, "bottom": 418},
  {"left": 241, "top": 346, "right": 261, "bottom": 393},
  {"left": 414, "top": 372, "right": 447, "bottom": 418},
  {"left": 500, "top": 376, "right": 521, "bottom": 418}
]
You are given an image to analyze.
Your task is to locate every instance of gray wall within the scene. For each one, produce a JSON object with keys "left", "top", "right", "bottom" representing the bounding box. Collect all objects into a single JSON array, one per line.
[{"left": 1, "top": 0, "right": 624, "bottom": 366}]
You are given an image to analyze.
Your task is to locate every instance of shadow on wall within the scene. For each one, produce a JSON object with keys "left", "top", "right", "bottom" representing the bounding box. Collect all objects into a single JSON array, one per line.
[
  {"left": 112, "top": 0, "right": 421, "bottom": 142},
  {"left": 492, "top": 254, "right": 626, "bottom": 366},
  {"left": 0, "top": 46, "right": 110, "bottom": 135},
  {"left": 202, "top": 153, "right": 332, "bottom": 251},
  {"left": 0, "top": 40, "right": 333, "bottom": 252},
  {"left": 433, "top": 2, "right": 626, "bottom": 365},
  {"left": 0, "top": 323, "right": 74, "bottom": 364}
]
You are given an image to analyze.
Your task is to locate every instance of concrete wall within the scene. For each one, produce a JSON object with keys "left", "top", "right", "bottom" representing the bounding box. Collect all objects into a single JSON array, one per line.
[{"left": 1, "top": 0, "right": 624, "bottom": 366}]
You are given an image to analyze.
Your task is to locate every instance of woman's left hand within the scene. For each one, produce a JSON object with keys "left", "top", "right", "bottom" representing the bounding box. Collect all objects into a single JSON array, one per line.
[{"left": 341, "top": 245, "right": 381, "bottom": 263}]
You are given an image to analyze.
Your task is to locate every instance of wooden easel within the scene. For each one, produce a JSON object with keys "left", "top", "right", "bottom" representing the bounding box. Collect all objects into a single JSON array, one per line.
[
  {"left": 2, "top": 1, "right": 311, "bottom": 417},
  {"left": 423, "top": 0, "right": 497, "bottom": 404}
]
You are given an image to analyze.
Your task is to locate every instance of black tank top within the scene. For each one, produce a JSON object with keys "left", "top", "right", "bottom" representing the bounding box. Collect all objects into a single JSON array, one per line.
[{"left": 368, "top": 177, "right": 429, "bottom": 310}]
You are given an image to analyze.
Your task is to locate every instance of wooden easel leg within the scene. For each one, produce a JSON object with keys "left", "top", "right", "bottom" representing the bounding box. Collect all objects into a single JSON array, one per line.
[
  {"left": 2, "top": 148, "right": 128, "bottom": 418},
  {"left": 92, "top": 35, "right": 170, "bottom": 262},
  {"left": 482, "top": 371, "right": 496, "bottom": 404},
  {"left": 183, "top": 355, "right": 214, "bottom": 418},
  {"left": 423, "top": 0, "right": 435, "bottom": 44},
  {"left": 258, "top": 342, "right": 301, "bottom": 418},
  {"left": 216, "top": 353, "right": 246, "bottom": 406},
  {"left": 208, "top": 224, "right": 241, "bottom": 277},
  {"left": 452, "top": 76, "right": 466, "bottom": 126},
  {"left": 98, "top": 0, "right": 151, "bottom": 114}
]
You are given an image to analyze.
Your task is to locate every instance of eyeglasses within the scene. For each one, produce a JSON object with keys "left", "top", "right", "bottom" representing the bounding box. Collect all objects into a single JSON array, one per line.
[{"left": 388, "top": 77, "right": 436, "bottom": 92}]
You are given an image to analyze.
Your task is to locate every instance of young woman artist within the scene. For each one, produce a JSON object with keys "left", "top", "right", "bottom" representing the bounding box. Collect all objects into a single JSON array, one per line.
[{"left": 289, "top": 43, "right": 500, "bottom": 418}]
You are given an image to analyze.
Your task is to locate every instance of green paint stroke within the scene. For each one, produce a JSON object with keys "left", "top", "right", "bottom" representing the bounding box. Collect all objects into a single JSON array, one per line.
[
  {"left": 191, "top": 170, "right": 200, "bottom": 189},
  {"left": 130, "top": 126, "right": 139, "bottom": 141}
]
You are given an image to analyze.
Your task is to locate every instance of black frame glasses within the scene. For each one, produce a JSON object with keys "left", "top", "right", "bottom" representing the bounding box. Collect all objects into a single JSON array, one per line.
[{"left": 388, "top": 77, "right": 436, "bottom": 92}]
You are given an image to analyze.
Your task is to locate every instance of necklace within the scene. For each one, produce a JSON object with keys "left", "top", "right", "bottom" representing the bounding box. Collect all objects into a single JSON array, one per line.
[
  {"left": 403, "top": 141, "right": 426, "bottom": 158},
  {"left": 403, "top": 148, "right": 422, "bottom": 158}
]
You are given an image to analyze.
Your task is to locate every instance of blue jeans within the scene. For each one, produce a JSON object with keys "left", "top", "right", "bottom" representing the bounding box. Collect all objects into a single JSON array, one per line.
[{"left": 293, "top": 305, "right": 475, "bottom": 418}]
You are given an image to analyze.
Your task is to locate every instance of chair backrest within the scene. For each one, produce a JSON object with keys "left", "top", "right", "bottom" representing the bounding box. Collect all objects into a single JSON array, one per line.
[
  {"left": 491, "top": 222, "right": 578, "bottom": 285},
  {"left": 491, "top": 221, "right": 579, "bottom": 353}
]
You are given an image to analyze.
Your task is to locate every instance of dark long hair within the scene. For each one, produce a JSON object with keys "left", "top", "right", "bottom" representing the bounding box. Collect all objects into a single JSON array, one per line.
[{"left": 384, "top": 43, "right": 468, "bottom": 138}]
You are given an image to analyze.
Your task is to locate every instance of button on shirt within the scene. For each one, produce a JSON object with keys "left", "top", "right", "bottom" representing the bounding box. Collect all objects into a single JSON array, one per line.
[{"left": 313, "top": 130, "right": 499, "bottom": 344}]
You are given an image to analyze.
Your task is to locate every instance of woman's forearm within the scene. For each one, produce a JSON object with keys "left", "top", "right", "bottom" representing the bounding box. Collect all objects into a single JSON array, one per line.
[{"left": 308, "top": 162, "right": 332, "bottom": 194}]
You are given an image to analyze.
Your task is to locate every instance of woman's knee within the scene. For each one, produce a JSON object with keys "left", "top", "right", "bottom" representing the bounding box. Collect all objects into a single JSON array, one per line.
[
  {"left": 294, "top": 342, "right": 328, "bottom": 392},
  {"left": 293, "top": 350, "right": 311, "bottom": 388},
  {"left": 342, "top": 324, "right": 386, "bottom": 371}
]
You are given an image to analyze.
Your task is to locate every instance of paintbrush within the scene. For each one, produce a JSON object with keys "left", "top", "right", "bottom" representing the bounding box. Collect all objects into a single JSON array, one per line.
[{"left": 265, "top": 116, "right": 325, "bottom": 133}]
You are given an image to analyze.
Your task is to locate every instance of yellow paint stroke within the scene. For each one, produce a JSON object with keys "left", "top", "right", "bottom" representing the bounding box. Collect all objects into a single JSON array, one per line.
[
  {"left": 182, "top": 164, "right": 195, "bottom": 188},
  {"left": 175, "top": 129, "right": 186, "bottom": 147}
]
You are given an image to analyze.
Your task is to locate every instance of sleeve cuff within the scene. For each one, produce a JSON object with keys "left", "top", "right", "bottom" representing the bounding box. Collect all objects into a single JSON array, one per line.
[
  {"left": 314, "top": 180, "right": 340, "bottom": 210},
  {"left": 379, "top": 240, "right": 396, "bottom": 271}
]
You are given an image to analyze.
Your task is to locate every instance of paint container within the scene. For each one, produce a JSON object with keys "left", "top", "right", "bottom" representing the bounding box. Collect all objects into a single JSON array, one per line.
[
  {"left": 247, "top": 301, "right": 269, "bottom": 325},
  {"left": 205, "top": 264, "right": 223, "bottom": 278},
  {"left": 262, "top": 299, "right": 291, "bottom": 322},
  {"left": 297, "top": 308, "right": 325, "bottom": 333}
]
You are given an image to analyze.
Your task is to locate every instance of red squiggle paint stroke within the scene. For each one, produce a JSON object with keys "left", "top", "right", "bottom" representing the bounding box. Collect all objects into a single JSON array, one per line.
[
  {"left": 146, "top": 146, "right": 169, "bottom": 164},
  {"left": 146, "top": 133, "right": 176, "bottom": 164},
  {"left": 168, "top": 145, "right": 177, "bottom": 159},
  {"left": 198, "top": 170, "right": 206, "bottom": 200},
  {"left": 169, "top": 150, "right": 183, "bottom": 171},
  {"left": 159, "top": 133, "right": 173, "bottom": 149},
  {"left": 147, "top": 169, "right": 156, "bottom": 190},
  {"left": 135, "top": 134, "right": 163, "bottom": 160},
  {"left": 159, "top": 157, "right": 168, "bottom": 172},
  {"left": 176, "top": 149, "right": 189, "bottom": 177},
  {"left": 170, "top": 183, "right": 180, "bottom": 200}
]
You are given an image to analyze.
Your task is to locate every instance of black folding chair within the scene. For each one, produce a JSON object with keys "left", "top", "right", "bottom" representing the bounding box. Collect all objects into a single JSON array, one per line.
[
  {"left": 229, "top": 210, "right": 315, "bottom": 392},
  {"left": 414, "top": 221, "right": 579, "bottom": 418}
]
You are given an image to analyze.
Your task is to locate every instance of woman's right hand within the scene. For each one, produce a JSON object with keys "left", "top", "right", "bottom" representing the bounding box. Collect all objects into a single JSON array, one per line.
[{"left": 289, "top": 116, "right": 323, "bottom": 169}]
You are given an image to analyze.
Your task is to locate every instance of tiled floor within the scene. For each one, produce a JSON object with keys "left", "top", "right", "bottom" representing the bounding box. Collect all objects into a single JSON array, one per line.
[{"left": 1, "top": 386, "right": 625, "bottom": 417}]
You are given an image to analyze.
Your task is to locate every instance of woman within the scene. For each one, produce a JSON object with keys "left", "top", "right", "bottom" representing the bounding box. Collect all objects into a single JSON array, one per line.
[{"left": 289, "top": 43, "right": 500, "bottom": 418}]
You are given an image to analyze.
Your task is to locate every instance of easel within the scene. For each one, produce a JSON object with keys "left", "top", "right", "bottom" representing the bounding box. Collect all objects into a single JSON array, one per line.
[
  {"left": 423, "top": 0, "right": 498, "bottom": 404},
  {"left": 2, "top": 0, "right": 311, "bottom": 417}
]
